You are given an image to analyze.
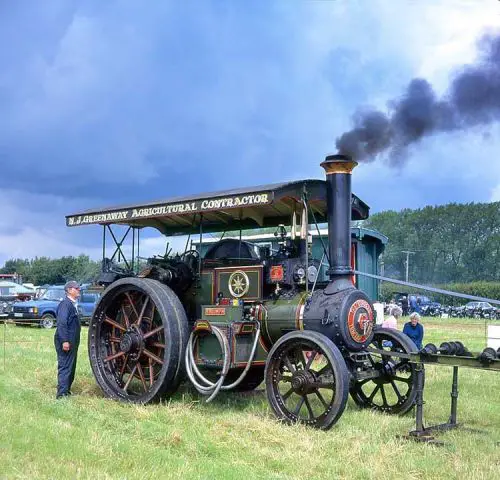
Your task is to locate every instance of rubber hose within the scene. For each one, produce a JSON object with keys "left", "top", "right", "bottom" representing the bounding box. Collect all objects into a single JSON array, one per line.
[{"left": 185, "top": 322, "right": 261, "bottom": 402}]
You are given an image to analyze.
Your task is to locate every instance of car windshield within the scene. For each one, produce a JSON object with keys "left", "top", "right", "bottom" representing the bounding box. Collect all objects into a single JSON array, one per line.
[
  {"left": 81, "top": 293, "right": 98, "bottom": 303},
  {"left": 479, "top": 302, "right": 493, "bottom": 308},
  {"left": 41, "top": 289, "right": 65, "bottom": 301}
]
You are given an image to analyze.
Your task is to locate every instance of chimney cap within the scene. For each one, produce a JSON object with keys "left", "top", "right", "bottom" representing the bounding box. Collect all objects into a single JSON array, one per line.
[
  {"left": 321, "top": 154, "right": 358, "bottom": 175},
  {"left": 325, "top": 153, "right": 353, "bottom": 162}
]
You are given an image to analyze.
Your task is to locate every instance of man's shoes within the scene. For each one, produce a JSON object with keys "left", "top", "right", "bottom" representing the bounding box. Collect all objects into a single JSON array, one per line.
[{"left": 56, "top": 393, "right": 70, "bottom": 399}]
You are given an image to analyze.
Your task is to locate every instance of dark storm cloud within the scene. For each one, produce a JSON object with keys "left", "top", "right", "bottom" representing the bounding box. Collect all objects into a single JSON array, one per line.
[
  {"left": 336, "top": 33, "right": 500, "bottom": 163},
  {"left": 0, "top": 0, "right": 320, "bottom": 203}
]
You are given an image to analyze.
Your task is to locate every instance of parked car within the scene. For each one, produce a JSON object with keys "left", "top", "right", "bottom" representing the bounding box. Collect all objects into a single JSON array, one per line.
[
  {"left": 10, "top": 284, "right": 101, "bottom": 328},
  {"left": 464, "top": 301, "right": 498, "bottom": 319},
  {"left": 0, "top": 282, "right": 36, "bottom": 323},
  {"left": 77, "top": 289, "right": 102, "bottom": 325},
  {"left": 11, "top": 285, "right": 65, "bottom": 328},
  {"left": 0, "top": 295, "right": 15, "bottom": 322}
]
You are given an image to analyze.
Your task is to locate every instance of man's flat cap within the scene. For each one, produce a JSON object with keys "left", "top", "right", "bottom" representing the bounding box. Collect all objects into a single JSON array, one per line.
[{"left": 64, "top": 280, "right": 81, "bottom": 291}]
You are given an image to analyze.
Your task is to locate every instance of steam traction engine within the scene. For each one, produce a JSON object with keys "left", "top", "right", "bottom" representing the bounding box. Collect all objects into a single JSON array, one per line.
[{"left": 66, "top": 155, "right": 421, "bottom": 430}]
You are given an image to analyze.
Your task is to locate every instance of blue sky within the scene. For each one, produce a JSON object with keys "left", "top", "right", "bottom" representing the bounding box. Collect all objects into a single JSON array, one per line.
[{"left": 0, "top": 0, "right": 499, "bottom": 265}]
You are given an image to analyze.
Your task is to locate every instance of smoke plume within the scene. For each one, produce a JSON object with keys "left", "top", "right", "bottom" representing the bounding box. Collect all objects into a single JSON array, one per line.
[{"left": 336, "top": 33, "right": 500, "bottom": 163}]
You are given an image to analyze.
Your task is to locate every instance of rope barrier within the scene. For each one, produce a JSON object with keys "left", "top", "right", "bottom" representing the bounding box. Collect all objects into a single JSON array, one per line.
[{"left": 354, "top": 270, "right": 500, "bottom": 306}]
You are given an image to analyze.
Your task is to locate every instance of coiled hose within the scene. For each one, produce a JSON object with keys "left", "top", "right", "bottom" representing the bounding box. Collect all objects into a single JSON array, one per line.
[{"left": 185, "top": 321, "right": 261, "bottom": 403}]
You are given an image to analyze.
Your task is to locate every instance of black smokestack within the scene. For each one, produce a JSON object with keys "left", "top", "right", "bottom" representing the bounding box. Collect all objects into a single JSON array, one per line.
[
  {"left": 336, "top": 33, "right": 500, "bottom": 163},
  {"left": 320, "top": 154, "right": 357, "bottom": 281}
]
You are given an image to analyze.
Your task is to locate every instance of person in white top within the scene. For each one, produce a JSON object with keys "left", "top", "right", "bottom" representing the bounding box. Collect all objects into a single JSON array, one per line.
[{"left": 382, "top": 305, "right": 402, "bottom": 330}]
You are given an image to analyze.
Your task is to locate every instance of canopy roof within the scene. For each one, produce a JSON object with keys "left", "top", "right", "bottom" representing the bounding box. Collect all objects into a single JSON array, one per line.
[{"left": 66, "top": 179, "right": 369, "bottom": 235}]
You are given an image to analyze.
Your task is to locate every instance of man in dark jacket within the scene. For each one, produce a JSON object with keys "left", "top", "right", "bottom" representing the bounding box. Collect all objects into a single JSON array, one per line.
[{"left": 54, "top": 280, "right": 81, "bottom": 399}]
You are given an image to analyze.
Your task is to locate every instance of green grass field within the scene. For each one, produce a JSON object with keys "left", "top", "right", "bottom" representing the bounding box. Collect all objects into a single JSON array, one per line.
[{"left": 1, "top": 318, "right": 499, "bottom": 480}]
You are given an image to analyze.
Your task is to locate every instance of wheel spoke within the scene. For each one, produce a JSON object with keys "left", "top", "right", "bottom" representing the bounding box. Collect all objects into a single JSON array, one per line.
[
  {"left": 150, "top": 342, "right": 165, "bottom": 349},
  {"left": 303, "top": 395, "right": 315, "bottom": 420},
  {"left": 135, "top": 296, "right": 150, "bottom": 326},
  {"left": 104, "top": 350, "right": 125, "bottom": 363},
  {"left": 366, "top": 354, "right": 377, "bottom": 368},
  {"left": 104, "top": 316, "right": 126, "bottom": 332},
  {"left": 278, "top": 374, "right": 292, "bottom": 383},
  {"left": 109, "top": 336, "right": 121, "bottom": 343},
  {"left": 283, "top": 357, "right": 296, "bottom": 373},
  {"left": 389, "top": 379, "right": 404, "bottom": 401},
  {"left": 143, "top": 325, "right": 163, "bottom": 340},
  {"left": 293, "top": 396, "right": 305, "bottom": 416},
  {"left": 119, "top": 354, "right": 130, "bottom": 381},
  {"left": 314, "top": 380, "right": 335, "bottom": 389},
  {"left": 143, "top": 348, "right": 164, "bottom": 365},
  {"left": 136, "top": 363, "right": 148, "bottom": 392},
  {"left": 368, "top": 384, "right": 380, "bottom": 402},
  {"left": 380, "top": 385, "right": 388, "bottom": 407},
  {"left": 282, "top": 387, "right": 294, "bottom": 401},
  {"left": 314, "top": 389, "right": 329, "bottom": 409},
  {"left": 125, "top": 292, "right": 140, "bottom": 322},
  {"left": 121, "top": 305, "right": 131, "bottom": 328},
  {"left": 393, "top": 375, "right": 412, "bottom": 384},
  {"left": 123, "top": 364, "right": 137, "bottom": 392}
]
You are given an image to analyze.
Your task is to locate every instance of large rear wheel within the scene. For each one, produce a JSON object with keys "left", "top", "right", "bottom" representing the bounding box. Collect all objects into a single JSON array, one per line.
[{"left": 88, "top": 278, "right": 188, "bottom": 403}]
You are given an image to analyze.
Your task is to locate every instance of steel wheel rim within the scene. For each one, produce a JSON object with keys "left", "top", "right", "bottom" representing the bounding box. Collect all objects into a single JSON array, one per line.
[
  {"left": 41, "top": 316, "right": 54, "bottom": 329},
  {"left": 268, "top": 338, "right": 339, "bottom": 426}
]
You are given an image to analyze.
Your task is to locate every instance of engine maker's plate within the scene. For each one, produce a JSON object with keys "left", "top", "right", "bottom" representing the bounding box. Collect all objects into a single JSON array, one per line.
[{"left": 347, "top": 299, "right": 374, "bottom": 343}]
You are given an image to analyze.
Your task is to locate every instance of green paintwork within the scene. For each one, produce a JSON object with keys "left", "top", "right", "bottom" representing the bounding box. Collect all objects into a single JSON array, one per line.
[
  {"left": 260, "top": 294, "right": 305, "bottom": 345},
  {"left": 194, "top": 291, "right": 306, "bottom": 369},
  {"left": 199, "top": 271, "right": 215, "bottom": 305}
]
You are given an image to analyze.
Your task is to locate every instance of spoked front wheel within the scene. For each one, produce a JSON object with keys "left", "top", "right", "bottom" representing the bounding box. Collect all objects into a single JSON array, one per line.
[
  {"left": 265, "top": 331, "right": 349, "bottom": 430},
  {"left": 350, "top": 328, "right": 418, "bottom": 414}
]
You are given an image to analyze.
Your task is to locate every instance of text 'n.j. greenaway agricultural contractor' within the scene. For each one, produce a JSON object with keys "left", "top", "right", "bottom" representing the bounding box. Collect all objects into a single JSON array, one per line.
[{"left": 67, "top": 155, "right": 500, "bottom": 434}]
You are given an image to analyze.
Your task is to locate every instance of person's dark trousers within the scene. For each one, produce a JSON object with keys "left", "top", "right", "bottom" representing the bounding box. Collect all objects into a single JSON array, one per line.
[{"left": 54, "top": 336, "right": 80, "bottom": 398}]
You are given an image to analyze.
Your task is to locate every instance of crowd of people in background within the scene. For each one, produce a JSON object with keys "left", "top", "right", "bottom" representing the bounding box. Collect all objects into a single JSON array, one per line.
[{"left": 381, "top": 304, "right": 424, "bottom": 350}]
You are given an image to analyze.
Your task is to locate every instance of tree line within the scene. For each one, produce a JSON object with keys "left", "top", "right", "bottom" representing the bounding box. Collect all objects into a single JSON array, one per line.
[
  {"left": 363, "top": 201, "right": 500, "bottom": 284},
  {"left": 0, "top": 255, "right": 101, "bottom": 286}
]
